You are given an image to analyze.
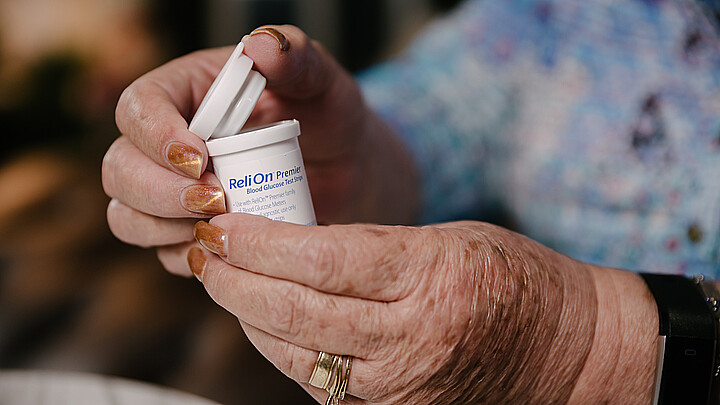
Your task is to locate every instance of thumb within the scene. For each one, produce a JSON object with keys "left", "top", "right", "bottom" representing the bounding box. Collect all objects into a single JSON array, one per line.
[{"left": 241, "top": 25, "right": 345, "bottom": 100}]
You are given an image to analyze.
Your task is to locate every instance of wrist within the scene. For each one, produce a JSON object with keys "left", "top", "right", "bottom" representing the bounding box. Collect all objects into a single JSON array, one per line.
[{"left": 569, "top": 266, "right": 658, "bottom": 404}]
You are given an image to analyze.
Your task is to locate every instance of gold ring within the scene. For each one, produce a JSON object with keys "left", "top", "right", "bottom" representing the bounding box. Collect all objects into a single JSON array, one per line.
[
  {"left": 309, "top": 352, "right": 353, "bottom": 404},
  {"left": 338, "top": 356, "right": 352, "bottom": 400},
  {"left": 309, "top": 352, "right": 337, "bottom": 389}
]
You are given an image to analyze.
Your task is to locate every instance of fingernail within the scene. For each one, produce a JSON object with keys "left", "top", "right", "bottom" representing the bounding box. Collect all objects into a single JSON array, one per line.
[
  {"left": 181, "top": 185, "right": 226, "bottom": 214},
  {"left": 249, "top": 27, "right": 290, "bottom": 51},
  {"left": 167, "top": 142, "right": 203, "bottom": 179},
  {"left": 194, "top": 221, "right": 227, "bottom": 257},
  {"left": 187, "top": 247, "right": 207, "bottom": 281}
]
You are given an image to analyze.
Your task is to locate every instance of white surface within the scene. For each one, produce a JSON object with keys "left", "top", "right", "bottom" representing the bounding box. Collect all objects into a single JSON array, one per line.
[
  {"left": 212, "top": 135, "right": 317, "bottom": 226},
  {"left": 0, "top": 370, "right": 221, "bottom": 405},
  {"left": 212, "top": 70, "right": 266, "bottom": 139},
  {"left": 188, "top": 42, "right": 255, "bottom": 141},
  {"left": 206, "top": 120, "right": 301, "bottom": 157}
]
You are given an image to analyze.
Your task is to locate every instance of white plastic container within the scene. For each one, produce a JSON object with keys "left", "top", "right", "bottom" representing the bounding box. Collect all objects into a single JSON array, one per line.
[{"left": 188, "top": 42, "right": 316, "bottom": 225}]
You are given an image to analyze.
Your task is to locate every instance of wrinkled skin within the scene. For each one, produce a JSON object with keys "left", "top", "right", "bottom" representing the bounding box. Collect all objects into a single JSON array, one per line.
[
  {"left": 102, "top": 25, "right": 658, "bottom": 404},
  {"left": 187, "top": 216, "right": 601, "bottom": 404}
]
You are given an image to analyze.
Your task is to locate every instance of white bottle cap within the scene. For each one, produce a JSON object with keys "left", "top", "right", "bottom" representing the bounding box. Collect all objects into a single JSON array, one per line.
[
  {"left": 206, "top": 119, "right": 301, "bottom": 157},
  {"left": 188, "top": 42, "right": 267, "bottom": 141},
  {"left": 188, "top": 42, "right": 315, "bottom": 225}
]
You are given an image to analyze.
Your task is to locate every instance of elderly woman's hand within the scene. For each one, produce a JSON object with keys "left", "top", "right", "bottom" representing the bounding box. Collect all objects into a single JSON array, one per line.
[
  {"left": 103, "top": 24, "right": 660, "bottom": 404},
  {"left": 102, "top": 25, "right": 418, "bottom": 276},
  {"left": 188, "top": 214, "right": 658, "bottom": 404}
]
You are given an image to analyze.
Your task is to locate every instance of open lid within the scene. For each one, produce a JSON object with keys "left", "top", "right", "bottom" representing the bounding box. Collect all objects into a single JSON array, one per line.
[{"left": 188, "top": 42, "right": 267, "bottom": 141}]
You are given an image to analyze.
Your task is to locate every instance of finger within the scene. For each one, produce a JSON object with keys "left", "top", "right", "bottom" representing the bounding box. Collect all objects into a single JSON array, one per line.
[
  {"left": 189, "top": 249, "right": 391, "bottom": 359},
  {"left": 115, "top": 47, "right": 232, "bottom": 179},
  {"left": 157, "top": 242, "right": 200, "bottom": 277},
  {"left": 193, "top": 214, "right": 422, "bottom": 302},
  {"left": 239, "top": 321, "right": 371, "bottom": 402},
  {"left": 102, "top": 136, "right": 226, "bottom": 218},
  {"left": 241, "top": 25, "right": 364, "bottom": 161},
  {"left": 106, "top": 199, "right": 196, "bottom": 248},
  {"left": 242, "top": 25, "right": 341, "bottom": 99}
]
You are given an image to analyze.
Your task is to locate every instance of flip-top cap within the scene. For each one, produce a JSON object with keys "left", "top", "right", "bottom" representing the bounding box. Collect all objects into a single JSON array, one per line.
[
  {"left": 206, "top": 119, "right": 301, "bottom": 157},
  {"left": 188, "top": 42, "right": 266, "bottom": 140}
]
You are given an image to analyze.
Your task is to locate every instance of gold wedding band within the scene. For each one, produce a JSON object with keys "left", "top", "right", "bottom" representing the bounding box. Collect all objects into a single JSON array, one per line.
[
  {"left": 309, "top": 352, "right": 337, "bottom": 389},
  {"left": 337, "top": 356, "right": 352, "bottom": 400},
  {"left": 309, "top": 352, "right": 353, "bottom": 404}
]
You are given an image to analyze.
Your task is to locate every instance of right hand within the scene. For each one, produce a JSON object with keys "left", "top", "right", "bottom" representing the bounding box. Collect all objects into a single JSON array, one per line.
[{"left": 102, "top": 25, "right": 418, "bottom": 276}]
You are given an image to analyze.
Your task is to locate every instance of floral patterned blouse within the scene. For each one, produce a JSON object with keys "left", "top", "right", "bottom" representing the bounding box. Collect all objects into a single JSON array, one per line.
[{"left": 358, "top": 0, "right": 720, "bottom": 276}]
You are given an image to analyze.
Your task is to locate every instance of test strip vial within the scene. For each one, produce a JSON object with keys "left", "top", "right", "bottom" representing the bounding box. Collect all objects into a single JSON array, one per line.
[{"left": 188, "top": 42, "right": 316, "bottom": 225}]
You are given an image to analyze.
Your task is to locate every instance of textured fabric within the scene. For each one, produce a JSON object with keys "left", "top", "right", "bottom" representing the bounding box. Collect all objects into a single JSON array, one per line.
[{"left": 359, "top": 0, "right": 720, "bottom": 276}]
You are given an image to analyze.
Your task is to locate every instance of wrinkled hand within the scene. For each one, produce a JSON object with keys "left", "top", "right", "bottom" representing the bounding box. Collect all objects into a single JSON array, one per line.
[
  {"left": 102, "top": 25, "right": 659, "bottom": 405},
  {"left": 102, "top": 25, "right": 418, "bottom": 276},
  {"left": 185, "top": 214, "right": 656, "bottom": 404}
]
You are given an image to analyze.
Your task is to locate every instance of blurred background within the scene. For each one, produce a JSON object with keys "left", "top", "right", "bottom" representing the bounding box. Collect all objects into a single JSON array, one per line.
[{"left": 0, "top": 0, "right": 461, "bottom": 403}]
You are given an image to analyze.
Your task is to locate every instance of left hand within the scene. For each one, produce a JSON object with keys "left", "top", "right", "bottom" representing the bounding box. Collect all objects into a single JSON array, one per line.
[{"left": 186, "top": 214, "right": 657, "bottom": 404}]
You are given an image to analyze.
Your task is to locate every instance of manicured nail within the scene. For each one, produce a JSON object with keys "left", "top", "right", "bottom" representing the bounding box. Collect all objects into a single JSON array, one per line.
[
  {"left": 187, "top": 247, "right": 207, "bottom": 281},
  {"left": 167, "top": 142, "right": 203, "bottom": 179},
  {"left": 181, "top": 185, "right": 226, "bottom": 214},
  {"left": 194, "top": 221, "right": 227, "bottom": 257},
  {"left": 249, "top": 27, "right": 290, "bottom": 51}
]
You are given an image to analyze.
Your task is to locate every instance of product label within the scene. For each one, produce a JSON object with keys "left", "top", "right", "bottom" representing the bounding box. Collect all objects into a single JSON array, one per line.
[
  {"left": 228, "top": 165, "right": 302, "bottom": 191},
  {"left": 214, "top": 150, "right": 316, "bottom": 226}
]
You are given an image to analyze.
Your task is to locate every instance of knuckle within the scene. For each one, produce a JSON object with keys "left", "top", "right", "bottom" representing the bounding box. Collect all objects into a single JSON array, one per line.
[
  {"left": 115, "top": 82, "right": 141, "bottom": 133},
  {"left": 116, "top": 79, "right": 173, "bottom": 150},
  {"left": 101, "top": 139, "right": 124, "bottom": 197},
  {"left": 381, "top": 227, "right": 438, "bottom": 299},
  {"left": 105, "top": 200, "right": 127, "bottom": 242},
  {"left": 414, "top": 225, "right": 450, "bottom": 269},
  {"left": 356, "top": 307, "right": 387, "bottom": 356},
  {"left": 303, "top": 231, "right": 345, "bottom": 292},
  {"left": 106, "top": 201, "right": 136, "bottom": 246},
  {"left": 105, "top": 200, "right": 151, "bottom": 248},
  {"left": 202, "top": 265, "right": 234, "bottom": 303},
  {"left": 269, "top": 283, "right": 307, "bottom": 339}
]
